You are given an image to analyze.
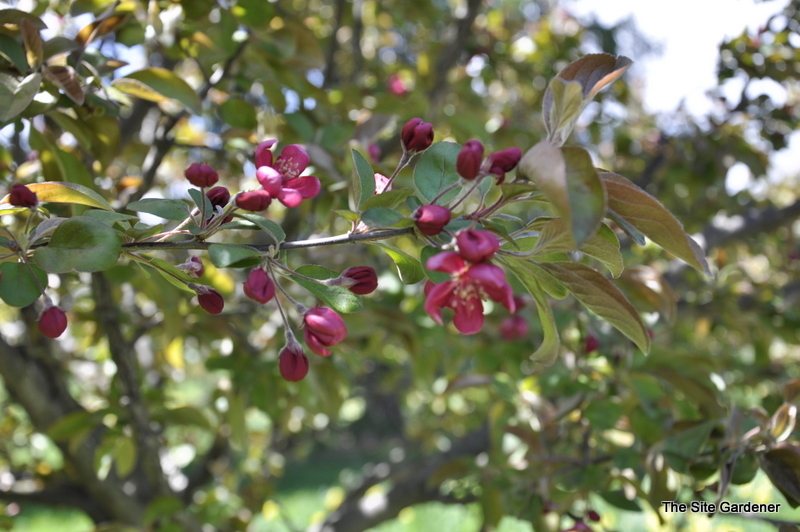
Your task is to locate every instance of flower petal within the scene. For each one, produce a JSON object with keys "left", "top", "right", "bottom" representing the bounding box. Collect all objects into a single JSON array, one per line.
[
  {"left": 276, "top": 145, "right": 310, "bottom": 179},
  {"left": 425, "top": 251, "right": 465, "bottom": 274},
  {"left": 284, "top": 176, "right": 321, "bottom": 199},
  {"left": 424, "top": 281, "right": 456, "bottom": 325},
  {"left": 278, "top": 188, "right": 304, "bottom": 208},
  {"left": 453, "top": 295, "right": 484, "bottom": 334},
  {"left": 304, "top": 328, "right": 332, "bottom": 356},
  {"left": 469, "top": 264, "right": 516, "bottom": 312},
  {"left": 256, "top": 166, "right": 283, "bottom": 196},
  {"left": 255, "top": 140, "right": 277, "bottom": 168}
]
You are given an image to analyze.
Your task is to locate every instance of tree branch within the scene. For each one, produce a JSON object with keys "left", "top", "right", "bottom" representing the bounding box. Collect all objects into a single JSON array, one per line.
[{"left": 701, "top": 198, "right": 800, "bottom": 251}]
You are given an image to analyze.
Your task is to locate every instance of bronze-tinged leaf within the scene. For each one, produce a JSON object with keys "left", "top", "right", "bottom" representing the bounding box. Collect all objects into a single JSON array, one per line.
[
  {"left": 0, "top": 8, "right": 47, "bottom": 30},
  {"left": 600, "top": 172, "right": 711, "bottom": 276},
  {"left": 76, "top": 14, "right": 129, "bottom": 46},
  {"left": 770, "top": 404, "right": 797, "bottom": 443},
  {"left": 760, "top": 443, "right": 800, "bottom": 508},
  {"left": 519, "top": 140, "right": 567, "bottom": 220},
  {"left": 556, "top": 53, "right": 633, "bottom": 99},
  {"left": 617, "top": 266, "right": 677, "bottom": 323},
  {"left": 539, "top": 262, "right": 650, "bottom": 352},
  {"left": 542, "top": 54, "right": 632, "bottom": 145},
  {"left": 20, "top": 19, "right": 42, "bottom": 70},
  {"left": 43, "top": 65, "right": 84, "bottom": 105},
  {"left": 784, "top": 379, "right": 800, "bottom": 405}
]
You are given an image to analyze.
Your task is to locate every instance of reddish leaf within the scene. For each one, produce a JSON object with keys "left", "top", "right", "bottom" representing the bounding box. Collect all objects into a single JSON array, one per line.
[{"left": 44, "top": 65, "right": 84, "bottom": 105}]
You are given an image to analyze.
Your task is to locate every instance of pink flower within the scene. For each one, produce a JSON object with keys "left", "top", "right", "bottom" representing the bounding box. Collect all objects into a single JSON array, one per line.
[
  {"left": 413, "top": 205, "right": 451, "bottom": 236},
  {"left": 243, "top": 268, "right": 275, "bottom": 304},
  {"left": 456, "top": 229, "right": 500, "bottom": 263},
  {"left": 303, "top": 307, "right": 347, "bottom": 356},
  {"left": 374, "top": 173, "right": 391, "bottom": 194},
  {"left": 400, "top": 118, "right": 434, "bottom": 154},
  {"left": 38, "top": 305, "right": 67, "bottom": 338},
  {"left": 9, "top": 183, "right": 38, "bottom": 208},
  {"left": 457, "top": 140, "right": 485, "bottom": 180},
  {"left": 279, "top": 340, "right": 309, "bottom": 382},
  {"left": 255, "top": 142, "right": 321, "bottom": 208},
  {"left": 185, "top": 163, "right": 219, "bottom": 187},
  {"left": 584, "top": 335, "right": 599, "bottom": 354},
  {"left": 500, "top": 315, "right": 529, "bottom": 341},
  {"left": 368, "top": 144, "right": 381, "bottom": 163},
  {"left": 424, "top": 251, "right": 515, "bottom": 335}
]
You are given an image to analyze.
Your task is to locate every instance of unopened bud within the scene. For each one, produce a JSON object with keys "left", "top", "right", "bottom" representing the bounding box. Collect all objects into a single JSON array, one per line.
[
  {"left": 185, "top": 163, "right": 219, "bottom": 187},
  {"left": 400, "top": 118, "right": 434, "bottom": 154},
  {"left": 303, "top": 307, "right": 347, "bottom": 357},
  {"left": 9, "top": 183, "right": 38, "bottom": 208},
  {"left": 456, "top": 140, "right": 485, "bottom": 180},
  {"left": 456, "top": 229, "right": 500, "bottom": 263},
  {"left": 195, "top": 286, "right": 224, "bottom": 314},
  {"left": 38, "top": 305, "right": 67, "bottom": 338},
  {"left": 176, "top": 256, "right": 204, "bottom": 278},
  {"left": 339, "top": 266, "right": 378, "bottom": 295},
  {"left": 413, "top": 205, "right": 451, "bottom": 236},
  {"left": 243, "top": 268, "right": 275, "bottom": 304},
  {"left": 584, "top": 335, "right": 599, "bottom": 354},
  {"left": 279, "top": 340, "right": 309, "bottom": 382},
  {"left": 486, "top": 147, "right": 522, "bottom": 183},
  {"left": 235, "top": 190, "right": 272, "bottom": 211}
]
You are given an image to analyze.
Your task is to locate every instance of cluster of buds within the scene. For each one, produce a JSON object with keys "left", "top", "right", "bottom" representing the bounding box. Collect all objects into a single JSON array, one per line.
[
  {"left": 424, "top": 229, "right": 515, "bottom": 334},
  {"left": 456, "top": 140, "right": 522, "bottom": 184},
  {"left": 277, "top": 306, "right": 348, "bottom": 381}
]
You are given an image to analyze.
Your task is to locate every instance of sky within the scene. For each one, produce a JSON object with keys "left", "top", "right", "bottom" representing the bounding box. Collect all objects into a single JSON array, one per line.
[{"left": 565, "top": 0, "right": 799, "bottom": 193}]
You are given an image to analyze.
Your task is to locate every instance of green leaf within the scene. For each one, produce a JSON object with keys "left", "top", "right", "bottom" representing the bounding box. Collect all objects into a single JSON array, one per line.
[
  {"left": 143, "top": 496, "right": 184, "bottom": 526},
  {"left": 208, "top": 243, "right": 263, "bottom": 269},
  {"left": 0, "top": 72, "right": 40, "bottom": 123},
  {"left": 608, "top": 210, "right": 646, "bottom": 246},
  {"left": 144, "top": 257, "right": 197, "bottom": 294},
  {"left": 112, "top": 67, "right": 202, "bottom": 114},
  {"left": 371, "top": 243, "right": 424, "bottom": 284},
  {"left": 0, "top": 34, "right": 29, "bottom": 73},
  {"left": 498, "top": 182, "right": 540, "bottom": 201},
  {"left": 599, "top": 490, "right": 641, "bottom": 512},
  {"left": 504, "top": 258, "right": 561, "bottom": 365},
  {"left": 84, "top": 210, "right": 138, "bottom": 228},
  {"left": 0, "top": 262, "right": 47, "bottom": 307},
  {"left": 219, "top": 97, "right": 257, "bottom": 129},
  {"left": 361, "top": 207, "right": 405, "bottom": 228},
  {"left": 188, "top": 187, "right": 213, "bottom": 216},
  {"left": 502, "top": 255, "right": 568, "bottom": 300},
  {"left": 360, "top": 188, "right": 414, "bottom": 211},
  {"left": 333, "top": 209, "right": 360, "bottom": 223},
  {"left": 528, "top": 218, "right": 622, "bottom": 277},
  {"left": 151, "top": 406, "right": 213, "bottom": 431},
  {"left": 25, "top": 181, "right": 114, "bottom": 211},
  {"left": 233, "top": 212, "right": 285, "bottom": 243},
  {"left": 421, "top": 246, "right": 451, "bottom": 283},
  {"left": 127, "top": 198, "right": 189, "bottom": 220},
  {"left": 584, "top": 400, "right": 623, "bottom": 430},
  {"left": 662, "top": 420, "right": 717, "bottom": 472},
  {"left": 34, "top": 217, "right": 122, "bottom": 273},
  {"left": 289, "top": 266, "right": 363, "bottom": 313},
  {"left": 600, "top": 172, "right": 710, "bottom": 276},
  {"left": 47, "top": 410, "right": 103, "bottom": 441},
  {"left": 47, "top": 110, "right": 93, "bottom": 151},
  {"left": 539, "top": 262, "right": 650, "bottom": 352},
  {"left": 352, "top": 148, "right": 375, "bottom": 208},
  {"left": 413, "top": 141, "right": 461, "bottom": 204},
  {"left": 542, "top": 78, "right": 583, "bottom": 146}
]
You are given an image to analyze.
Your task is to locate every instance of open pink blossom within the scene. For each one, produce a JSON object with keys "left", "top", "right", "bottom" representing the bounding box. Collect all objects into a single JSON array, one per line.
[
  {"left": 255, "top": 142, "right": 321, "bottom": 208},
  {"left": 424, "top": 251, "right": 515, "bottom": 335}
]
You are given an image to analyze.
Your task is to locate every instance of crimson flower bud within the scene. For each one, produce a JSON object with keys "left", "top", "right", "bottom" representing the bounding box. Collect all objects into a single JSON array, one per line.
[
  {"left": 456, "top": 140, "right": 485, "bottom": 180},
  {"left": 413, "top": 205, "right": 451, "bottom": 236},
  {"left": 303, "top": 307, "right": 347, "bottom": 357},
  {"left": 243, "top": 268, "right": 275, "bottom": 304},
  {"left": 584, "top": 335, "right": 599, "bottom": 354},
  {"left": 176, "top": 256, "right": 204, "bottom": 278},
  {"left": 456, "top": 229, "right": 500, "bottom": 263},
  {"left": 38, "top": 305, "right": 67, "bottom": 339},
  {"left": 400, "top": 118, "right": 434, "bottom": 154},
  {"left": 340, "top": 266, "right": 378, "bottom": 295},
  {"left": 9, "top": 183, "right": 38, "bottom": 208},
  {"left": 279, "top": 340, "right": 309, "bottom": 382},
  {"left": 486, "top": 147, "right": 522, "bottom": 183},
  {"left": 206, "top": 186, "right": 233, "bottom": 223},
  {"left": 185, "top": 163, "right": 219, "bottom": 187},
  {"left": 235, "top": 190, "right": 272, "bottom": 211},
  {"left": 195, "top": 286, "right": 224, "bottom": 314},
  {"left": 500, "top": 315, "right": 529, "bottom": 341},
  {"left": 586, "top": 510, "right": 601, "bottom": 523}
]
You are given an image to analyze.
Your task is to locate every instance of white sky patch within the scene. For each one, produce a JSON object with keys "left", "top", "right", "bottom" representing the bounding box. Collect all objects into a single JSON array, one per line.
[
  {"left": 566, "top": 0, "right": 790, "bottom": 116},
  {"left": 725, "top": 161, "right": 754, "bottom": 195}
]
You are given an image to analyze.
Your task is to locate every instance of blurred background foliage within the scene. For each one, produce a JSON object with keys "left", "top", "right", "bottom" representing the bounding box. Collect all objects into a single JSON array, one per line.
[{"left": 1, "top": 0, "right": 800, "bottom": 531}]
